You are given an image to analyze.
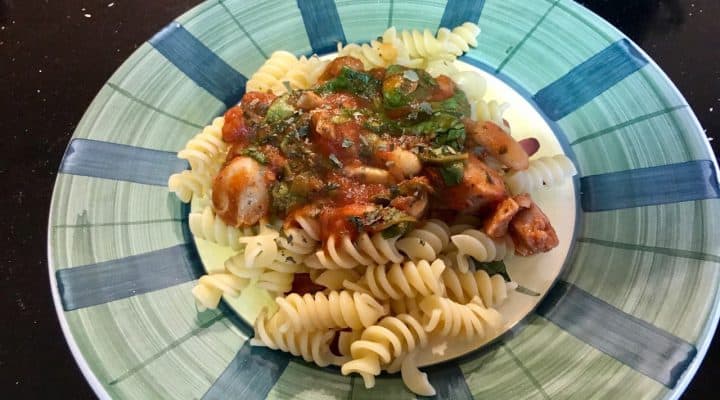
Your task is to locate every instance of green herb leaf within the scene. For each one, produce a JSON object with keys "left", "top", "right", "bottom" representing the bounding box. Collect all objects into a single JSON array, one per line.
[
  {"left": 439, "top": 161, "right": 464, "bottom": 186},
  {"left": 474, "top": 260, "right": 511, "bottom": 282},
  {"left": 265, "top": 94, "right": 296, "bottom": 124},
  {"left": 239, "top": 146, "right": 268, "bottom": 164}
]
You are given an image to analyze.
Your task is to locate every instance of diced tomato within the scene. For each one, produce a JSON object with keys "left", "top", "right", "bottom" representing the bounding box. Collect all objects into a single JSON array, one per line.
[
  {"left": 318, "top": 56, "right": 365, "bottom": 82},
  {"left": 288, "top": 273, "right": 325, "bottom": 295},
  {"left": 222, "top": 105, "right": 252, "bottom": 144},
  {"left": 428, "top": 75, "right": 455, "bottom": 101}
]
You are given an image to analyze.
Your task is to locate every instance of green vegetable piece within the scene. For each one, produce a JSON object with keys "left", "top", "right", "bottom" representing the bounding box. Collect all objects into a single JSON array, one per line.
[
  {"left": 265, "top": 94, "right": 296, "bottom": 124},
  {"left": 474, "top": 260, "right": 512, "bottom": 282},
  {"left": 439, "top": 161, "right": 464, "bottom": 186},
  {"left": 239, "top": 146, "right": 268, "bottom": 164},
  {"left": 318, "top": 67, "right": 380, "bottom": 99}
]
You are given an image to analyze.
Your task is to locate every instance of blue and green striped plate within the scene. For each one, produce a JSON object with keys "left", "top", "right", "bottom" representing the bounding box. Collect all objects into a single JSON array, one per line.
[{"left": 48, "top": 1, "right": 720, "bottom": 398}]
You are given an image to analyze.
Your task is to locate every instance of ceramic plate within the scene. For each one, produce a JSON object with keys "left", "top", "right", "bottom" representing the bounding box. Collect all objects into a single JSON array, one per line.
[{"left": 48, "top": 1, "right": 720, "bottom": 399}]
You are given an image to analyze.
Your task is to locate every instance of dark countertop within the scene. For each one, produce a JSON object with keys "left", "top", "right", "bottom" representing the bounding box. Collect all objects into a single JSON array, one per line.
[{"left": 0, "top": 0, "right": 717, "bottom": 398}]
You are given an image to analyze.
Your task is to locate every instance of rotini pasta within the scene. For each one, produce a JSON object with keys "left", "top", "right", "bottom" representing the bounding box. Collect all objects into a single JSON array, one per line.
[
  {"left": 176, "top": 117, "right": 227, "bottom": 175},
  {"left": 189, "top": 206, "right": 253, "bottom": 250},
  {"left": 167, "top": 170, "right": 206, "bottom": 203},
  {"left": 245, "top": 50, "right": 299, "bottom": 94},
  {"left": 236, "top": 224, "right": 280, "bottom": 269},
  {"left": 472, "top": 99, "right": 510, "bottom": 128},
  {"left": 252, "top": 310, "right": 343, "bottom": 367},
  {"left": 191, "top": 272, "right": 249, "bottom": 310},
  {"left": 354, "top": 260, "right": 447, "bottom": 301},
  {"left": 419, "top": 295, "right": 503, "bottom": 340},
  {"left": 275, "top": 290, "right": 387, "bottom": 332},
  {"left": 441, "top": 267, "right": 512, "bottom": 307},
  {"left": 313, "top": 269, "right": 362, "bottom": 291},
  {"left": 341, "top": 313, "right": 429, "bottom": 390},
  {"left": 283, "top": 55, "right": 329, "bottom": 90},
  {"left": 450, "top": 229, "right": 514, "bottom": 272},
  {"left": 395, "top": 219, "right": 451, "bottom": 261},
  {"left": 504, "top": 154, "right": 578, "bottom": 195},
  {"left": 225, "top": 248, "right": 306, "bottom": 295},
  {"left": 304, "top": 232, "right": 404, "bottom": 269},
  {"left": 436, "top": 22, "right": 481, "bottom": 55}
]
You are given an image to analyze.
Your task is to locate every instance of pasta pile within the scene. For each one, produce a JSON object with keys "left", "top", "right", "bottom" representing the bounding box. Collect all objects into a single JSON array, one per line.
[{"left": 168, "top": 22, "right": 577, "bottom": 396}]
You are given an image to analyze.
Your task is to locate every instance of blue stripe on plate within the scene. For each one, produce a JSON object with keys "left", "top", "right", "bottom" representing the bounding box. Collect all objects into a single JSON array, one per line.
[
  {"left": 534, "top": 39, "right": 648, "bottom": 120},
  {"left": 439, "top": 0, "right": 485, "bottom": 28},
  {"left": 580, "top": 160, "right": 720, "bottom": 212},
  {"left": 537, "top": 280, "right": 697, "bottom": 388},
  {"left": 57, "top": 243, "right": 202, "bottom": 311},
  {"left": 59, "top": 139, "right": 187, "bottom": 186},
  {"left": 418, "top": 361, "right": 472, "bottom": 400},
  {"left": 296, "top": 0, "right": 346, "bottom": 54},
  {"left": 149, "top": 23, "right": 247, "bottom": 108},
  {"left": 202, "top": 341, "right": 291, "bottom": 400}
]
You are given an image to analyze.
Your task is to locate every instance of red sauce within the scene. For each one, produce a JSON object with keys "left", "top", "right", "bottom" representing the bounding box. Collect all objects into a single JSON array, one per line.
[{"left": 222, "top": 106, "right": 251, "bottom": 144}]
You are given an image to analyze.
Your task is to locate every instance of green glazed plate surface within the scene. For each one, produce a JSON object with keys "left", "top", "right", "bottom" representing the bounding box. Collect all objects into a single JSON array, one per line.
[{"left": 48, "top": 1, "right": 720, "bottom": 399}]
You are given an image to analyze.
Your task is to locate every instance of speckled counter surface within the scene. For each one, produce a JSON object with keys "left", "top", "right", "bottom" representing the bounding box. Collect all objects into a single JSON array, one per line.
[{"left": 0, "top": 0, "right": 717, "bottom": 398}]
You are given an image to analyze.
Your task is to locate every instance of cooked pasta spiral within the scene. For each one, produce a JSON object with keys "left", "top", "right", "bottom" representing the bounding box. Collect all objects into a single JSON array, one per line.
[
  {"left": 283, "top": 55, "right": 329, "bottom": 90},
  {"left": 341, "top": 314, "right": 429, "bottom": 390},
  {"left": 167, "top": 170, "right": 207, "bottom": 203},
  {"left": 351, "top": 260, "right": 447, "bottom": 301},
  {"left": 337, "top": 42, "right": 387, "bottom": 70},
  {"left": 472, "top": 99, "right": 509, "bottom": 128},
  {"left": 313, "top": 269, "right": 362, "bottom": 291},
  {"left": 191, "top": 272, "right": 250, "bottom": 310},
  {"left": 441, "top": 267, "right": 512, "bottom": 307},
  {"left": 246, "top": 51, "right": 299, "bottom": 94},
  {"left": 436, "top": 22, "right": 481, "bottom": 55},
  {"left": 449, "top": 229, "right": 514, "bottom": 272},
  {"left": 504, "top": 154, "right": 577, "bottom": 195},
  {"left": 399, "top": 29, "right": 453, "bottom": 61},
  {"left": 189, "top": 206, "right": 254, "bottom": 250},
  {"left": 275, "top": 290, "right": 387, "bottom": 332},
  {"left": 252, "top": 310, "right": 342, "bottom": 367},
  {"left": 236, "top": 224, "right": 280, "bottom": 269},
  {"left": 396, "top": 219, "right": 451, "bottom": 261},
  {"left": 177, "top": 117, "right": 227, "bottom": 175},
  {"left": 419, "top": 295, "right": 503, "bottom": 340},
  {"left": 303, "top": 233, "right": 403, "bottom": 269},
  {"left": 225, "top": 248, "right": 307, "bottom": 295}
]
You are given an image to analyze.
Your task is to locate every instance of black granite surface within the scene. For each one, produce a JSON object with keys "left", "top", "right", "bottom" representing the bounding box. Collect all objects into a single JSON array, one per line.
[{"left": 0, "top": 0, "right": 717, "bottom": 398}]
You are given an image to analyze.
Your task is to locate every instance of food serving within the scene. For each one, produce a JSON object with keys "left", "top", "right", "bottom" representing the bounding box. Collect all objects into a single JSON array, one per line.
[{"left": 168, "top": 22, "right": 576, "bottom": 396}]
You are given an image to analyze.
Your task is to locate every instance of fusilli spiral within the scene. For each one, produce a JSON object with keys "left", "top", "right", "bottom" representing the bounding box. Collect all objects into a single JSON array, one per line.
[
  {"left": 351, "top": 260, "right": 447, "bottom": 301},
  {"left": 449, "top": 229, "right": 514, "bottom": 272},
  {"left": 472, "top": 99, "right": 510, "bottom": 128},
  {"left": 246, "top": 51, "right": 299, "bottom": 94},
  {"left": 177, "top": 117, "right": 227, "bottom": 175},
  {"left": 341, "top": 314, "right": 429, "bottom": 390},
  {"left": 304, "top": 233, "right": 403, "bottom": 269},
  {"left": 396, "top": 219, "right": 451, "bottom": 261},
  {"left": 419, "top": 295, "right": 503, "bottom": 340},
  {"left": 191, "top": 272, "right": 249, "bottom": 310},
  {"left": 436, "top": 22, "right": 481, "bottom": 55},
  {"left": 189, "top": 206, "right": 252, "bottom": 250},
  {"left": 283, "top": 55, "right": 329, "bottom": 90},
  {"left": 441, "top": 267, "right": 512, "bottom": 307},
  {"left": 275, "top": 290, "right": 387, "bottom": 332},
  {"left": 252, "top": 310, "right": 343, "bottom": 367},
  {"left": 167, "top": 170, "right": 206, "bottom": 203},
  {"left": 504, "top": 154, "right": 577, "bottom": 195}
]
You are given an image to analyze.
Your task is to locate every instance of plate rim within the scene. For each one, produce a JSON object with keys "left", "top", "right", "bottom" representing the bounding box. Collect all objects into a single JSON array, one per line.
[{"left": 46, "top": 0, "right": 720, "bottom": 398}]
